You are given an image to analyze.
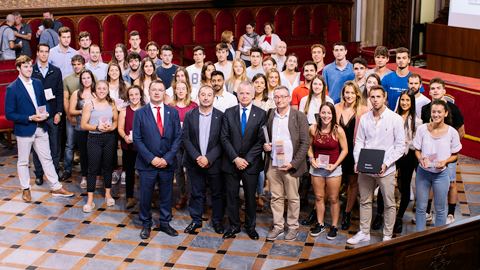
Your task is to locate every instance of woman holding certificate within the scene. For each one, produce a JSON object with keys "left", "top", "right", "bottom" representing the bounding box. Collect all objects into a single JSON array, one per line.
[
  {"left": 307, "top": 102, "right": 348, "bottom": 240},
  {"left": 81, "top": 80, "right": 119, "bottom": 212},
  {"left": 413, "top": 99, "right": 461, "bottom": 232}
]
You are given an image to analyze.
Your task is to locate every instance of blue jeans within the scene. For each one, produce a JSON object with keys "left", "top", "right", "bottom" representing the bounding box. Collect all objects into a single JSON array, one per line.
[
  {"left": 415, "top": 165, "right": 450, "bottom": 232},
  {"left": 63, "top": 120, "right": 76, "bottom": 174},
  {"left": 33, "top": 117, "right": 60, "bottom": 176}
]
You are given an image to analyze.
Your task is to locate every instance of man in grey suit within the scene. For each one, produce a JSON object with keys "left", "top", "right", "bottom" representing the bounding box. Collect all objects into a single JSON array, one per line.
[{"left": 263, "top": 86, "right": 310, "bottom": 241}]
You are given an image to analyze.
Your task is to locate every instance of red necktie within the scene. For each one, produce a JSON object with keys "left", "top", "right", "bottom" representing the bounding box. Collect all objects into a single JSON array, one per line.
[{"left": 155, "top": 106, "right": 163, "bottom": 136}]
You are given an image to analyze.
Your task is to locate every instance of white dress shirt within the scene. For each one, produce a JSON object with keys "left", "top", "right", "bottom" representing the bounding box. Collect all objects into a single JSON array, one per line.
[
  {"left": 149, "top": 102, "right": 164, "bottom": 126},
  {"left": 239, "top": 102, "right": 253, "bottom": 123},
  {"left": 353, "top": 107, "right": 405, "bottom": 176},
  {"left": 20, "top": 77, "right": 38, "bottom": 110},
  {"left": 213, "top": 89, "right": 238, "bottom": 113},
  {"left": 271, "top": 108, "right": 293, "bottom": 166}
]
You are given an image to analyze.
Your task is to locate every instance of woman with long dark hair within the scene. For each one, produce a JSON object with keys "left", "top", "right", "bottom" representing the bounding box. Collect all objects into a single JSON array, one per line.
[
  {"left": 299, "top": 75, "right": 334, "bottom": 125},
  {"left": 362, "top": 73, "right": 381, "bottom": 109},
  {"left": 134, "top": 58, "right": 157, "bottom": 103},
  {"left": 110, "top": 44, "right": 129, "bottom": 74},
  {"left": 307, "top": 102, "right": 348, "bottom": 240},
  {"left": 414, "top": 99, "right": 461, "bottom": 231},
  {"left": 200, "top": 61, "right": 215, "bottom": 87},
  {"left": 81, "top": 81, "right": 119, "bottom": 212},
  {"left": 280, "top": 54, "right": 301, "bottom": 94},
  {"left": 118, "top": 85, "right": 146, "bottom": 208}
]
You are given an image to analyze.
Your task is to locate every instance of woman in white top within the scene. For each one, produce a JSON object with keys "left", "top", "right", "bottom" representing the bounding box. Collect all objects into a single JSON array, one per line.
[
  {"left": 225, "top": 59, "right": 248, "bottom": 95},
  {"left": 299, "top": 75, "right": 333, "bottom": 125},
  {"left": 258, "top": 22, "right": 281, "bottom": 57},
  {"left": 165, "top": 67, "right": 198, "bottom": 104},
  {"left": 413, "top": 99, "right": 462, "bottom": 232},
  {"left": 134, "top": 58, "right": 157, "bottom": 103},
  {"left": 362, "top": 73, "right": 381, "bottom": 110},
  {"left": 106, "top": 63, "right": 131, "bottom": 111},
  {"left": 280, "top": 54, "right": 301, "bottom": 94},
  {"left": 236, "top": 21, "right": 259, "bottom": 67},
  {"left": 266, "top": 68, "right": 281, "bottom": 100}
]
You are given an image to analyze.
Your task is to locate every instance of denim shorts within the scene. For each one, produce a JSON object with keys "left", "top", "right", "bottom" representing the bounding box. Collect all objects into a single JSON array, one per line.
[
  {"left": 447, "top": 161, "right": 457, "bottom": 182},
  {"left": 310, "top": 165, "right": 342, "bottom": 178}
]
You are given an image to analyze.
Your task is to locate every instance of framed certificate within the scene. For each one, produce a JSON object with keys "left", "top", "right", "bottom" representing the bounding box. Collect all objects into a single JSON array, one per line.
[{"left": 357, "top": 149, "right": 385, "bottom": 174}]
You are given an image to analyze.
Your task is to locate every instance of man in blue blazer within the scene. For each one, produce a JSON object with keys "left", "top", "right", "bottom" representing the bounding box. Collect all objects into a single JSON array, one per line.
[
  {"left": 133, "top": 79, "right": 182, "bottom": 239},
  {"left": 182, "top": 85, "right": 225, "bottom": 234},
  {"left": 5, "top": 56, "right": 73, "bottom": 202},
  {"left": 31, "top": 43, "right": 64, "bottom": 185}
]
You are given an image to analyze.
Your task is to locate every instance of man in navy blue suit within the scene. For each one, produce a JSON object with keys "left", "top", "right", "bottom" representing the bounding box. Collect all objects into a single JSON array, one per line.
[
  {"left": 5, "top": 56, "right": 73, "bottom": 202},
  {"left": 182, "top": 85, "right": 225, "bottom": 234},
  {"left": 31, "top": 43, "right": 64, "bottom": 186},
  {"left": 133, "top": 79, "right": 182, "bottom": 239}
]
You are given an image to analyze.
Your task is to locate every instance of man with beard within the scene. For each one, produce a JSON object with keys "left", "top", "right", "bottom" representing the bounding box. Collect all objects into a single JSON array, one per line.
[
  {"left": 291, "top": 61, "right": 317, "bottom": 110},
  {"left": 393, "top": 73, "right": 430, "bottom": 117},
  {"left": 122, "top": 52, "right": 141, "bottom": 85},
  {"left": 365, "top": 46, "right": 392, "bottom": 79},
  {"left": 322, "top": 42, "right": 355, "bottom": 104},
  {"left": 211, "top": 71, "right": 238, "bottom": 113},
  {"left": 382, "top": 47, "right": 424, "bottom": 110},
  {"left": 77, "top": 31, "right": 103, "bottom": 63}
]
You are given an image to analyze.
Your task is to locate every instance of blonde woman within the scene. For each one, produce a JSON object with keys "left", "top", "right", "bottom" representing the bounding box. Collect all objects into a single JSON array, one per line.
[
  {"left": 266, "top": 68, "right": 281, "bottom": 99},
  {"left": 166, "top": 67, "right": 198, "bottom": 103},
  {"left": 221, "top": 30, "right": 236, "bottom": 61},
  {"left": 334, "top": 81, "right": 369, "bottom": 230},
  {"left": 225, "top": 58, "right": 248, "bottom": 95}
]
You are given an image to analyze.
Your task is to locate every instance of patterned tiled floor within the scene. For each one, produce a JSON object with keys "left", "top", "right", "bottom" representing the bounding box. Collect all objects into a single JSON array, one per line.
[{"left": 0, "top": 145, "right": 479, "bottom": 270}]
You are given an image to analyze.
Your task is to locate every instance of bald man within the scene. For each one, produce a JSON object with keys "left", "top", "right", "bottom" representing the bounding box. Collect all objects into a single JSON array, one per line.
[
  {"left": 272, "top": 41, "right": 287, "bottom": 72},
  {"left": 0, "top": 14, "right": 22, "bottom": 60}
]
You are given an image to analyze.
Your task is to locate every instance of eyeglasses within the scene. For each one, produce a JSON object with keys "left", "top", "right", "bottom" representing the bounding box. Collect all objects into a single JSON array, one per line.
[{"left": 273, "top": 95, "right": 289, "bottom": 100}]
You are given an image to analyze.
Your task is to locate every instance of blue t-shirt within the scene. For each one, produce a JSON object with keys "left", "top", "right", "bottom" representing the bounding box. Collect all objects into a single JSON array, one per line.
[
  {"left": 382, "top": 71, "right": 424, "bottom": 110},
  {"left": 322, "top": 61, "right": 355, "bottom": 104},
  {"left": 156, "top": 64, "right": 179, "bottom": 89}
]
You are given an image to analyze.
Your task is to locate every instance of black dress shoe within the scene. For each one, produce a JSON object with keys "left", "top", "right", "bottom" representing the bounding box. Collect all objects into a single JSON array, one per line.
[
  {"left": 246, "top": 228, "right": 259, "bottom": 240},
  {"left": 372, "top": 214, "right": 383, "bottom": 230},
  {"left": 393, "top": 218, "right": 403, "bottom": 234},
  {"left": 213, "top": 223, "right": 224, "bottom": 234},
  {"left": 60, "top": 172, "right": 71, "bottom": 181},
  {"left": 301, "top": 209, "right": 317, "bottom": 226},
  {"left": 184, "top": 222, "right": 202, "bottom": 234},
  {"left": 35, "top": 176, "right": 44, "bottom": 185},
  {"left": 222, "top": 228, "right": 241, "bottom": 239},
  {"left": 341, "top": 211, "right": 351, "bottom": 230},
  {"left": 160, "top": 225, "right": 179, "bottom": 236},
  {"left": 140, "top": 227, "right": 151, "bottom": 239}
]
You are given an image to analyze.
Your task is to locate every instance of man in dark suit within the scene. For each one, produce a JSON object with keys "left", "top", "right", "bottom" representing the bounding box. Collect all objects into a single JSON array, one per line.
[
  {"left": 31, "top": 43, "right": 64, "bottom": 185},
  {"left": 221, "top": 81, "right": 267, "bottom": 240},
  {"left": 182, "top": 85, "right": 225, "bottom": 234},
  {"left": 5, "top": 56, "right": 73, "bottom": 202},
  {"left": 133, "top": 79, "right": 182, "bottom": 239},
  {"left": 263, "top": 86, "right": 310, "bottom": 241}
]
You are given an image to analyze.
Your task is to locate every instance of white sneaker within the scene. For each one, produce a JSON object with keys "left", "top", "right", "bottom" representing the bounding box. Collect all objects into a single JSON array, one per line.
[
  {"left": 410, "top": 186, "right": 415, "bottom": 201},
  {"left": 347, "top": 231, "right": 370, "bottom": 245},
  {"left": 120, "top": 172, "right": 126, "bottom": 186},
  {"left": 383, "top": 236, "right": 392, "bottom": 241},
  {"left": 426, "top": 213, "right": 433, "bottom": 222},
  {"left": 446, "top": 214, "right": 455, "bottom": 224},
  {"left": 111, "top": 172, "right": 119, "bottom": 185}
]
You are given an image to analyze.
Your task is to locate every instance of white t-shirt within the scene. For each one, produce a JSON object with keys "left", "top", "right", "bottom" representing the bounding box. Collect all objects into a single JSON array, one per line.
[
  {"left": 214, "top": 62, "right": 232, "bottom": 81},
  {"left": 394, "top": 93, "right": 431, "bottom": 118},
  {"left": 186, "top": 64, "right": 202, "bottom": 90},
  {"left": 298, "top": 95, "right": 334, "bottom": 125},
  {"left": 413, "top": 124, "right": 462, "bottom": 173},
  {"left": 246, "top": 67, "right": 265, "bottom": 81}
]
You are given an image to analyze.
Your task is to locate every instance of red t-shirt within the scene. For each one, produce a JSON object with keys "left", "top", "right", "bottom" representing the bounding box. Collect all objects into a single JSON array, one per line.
[
  {"left": 291, "top": 83, "right": 309, "bottom": 107},
  {"left": 127, "top": 49, "right": 148, "bottom": 60}
]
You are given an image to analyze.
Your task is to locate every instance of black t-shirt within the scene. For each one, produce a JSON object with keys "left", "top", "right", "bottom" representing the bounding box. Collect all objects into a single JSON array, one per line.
[
  {"left": 156, "top": 64, "right": 179, "bottom": 89},
  {"left": 421, "top": 101, "right": 464, "bottom": 128}
]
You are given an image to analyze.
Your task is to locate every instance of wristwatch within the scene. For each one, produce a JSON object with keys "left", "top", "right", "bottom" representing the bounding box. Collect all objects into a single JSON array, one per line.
[
  {"left": 57, "top": 112, "right": 62, "bottom": 116},
  {"left": 28, "top": 116, "right": 32, "bottom": 121},
  {"left": 96, "top": 126, "right": 100, "bottom": 132}
]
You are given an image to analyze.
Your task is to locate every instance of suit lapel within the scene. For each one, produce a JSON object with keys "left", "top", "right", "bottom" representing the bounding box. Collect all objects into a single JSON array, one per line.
[
  {"left": 192, "top": 108, "right": 200, "bottom": 146},
  {"left": 163, "top": 104, "right": 171, "bottom": 137},
  {"left": 267, "top": 108, "right": 275, "bottom": 142},
  {"left": 234, "top": 105, "right": 242, "bottom": 135},
  {"left": 17, "top": 78, "right": 36, "bottom": 109},
  {"left": 207, "top": 108, "right": 220, "bottom": 150},
  {"left": 243, "top": 105, "right": 257, "bottom": 136}
]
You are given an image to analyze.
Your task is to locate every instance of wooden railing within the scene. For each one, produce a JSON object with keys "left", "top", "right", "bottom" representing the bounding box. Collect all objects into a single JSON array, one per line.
[{"left": 282, "top": 215, "right": 480, "bottom": 270}]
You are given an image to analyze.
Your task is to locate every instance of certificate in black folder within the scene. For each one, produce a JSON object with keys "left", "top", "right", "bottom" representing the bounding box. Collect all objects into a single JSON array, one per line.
[{"left": 357, "top": 149, "right": 385, "bottom": 174}]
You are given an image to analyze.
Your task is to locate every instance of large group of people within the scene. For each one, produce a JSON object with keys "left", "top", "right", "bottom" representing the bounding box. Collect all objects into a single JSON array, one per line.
[{"left": 3, "top": 11, "right": 465, "bottom": 243}]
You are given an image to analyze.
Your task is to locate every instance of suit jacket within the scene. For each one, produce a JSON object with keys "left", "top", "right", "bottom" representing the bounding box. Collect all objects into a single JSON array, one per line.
[
  {"left": 132, "top": 103, "right": 182, "bottom": 171},
  {"left": 221, "top": 104, "right": 267, "bottom": 174},
  {"left": 5, "top": 77, "right": 50, "bottom": 136},
  {"left": 264, "top": 108, "right": 310, "bottom": 178},
  {"left": 182, "top": 107, "right": 224, "bottom": 174},
  {"left": 32, "top": 63, "right": 64, "bottom": 119}
]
